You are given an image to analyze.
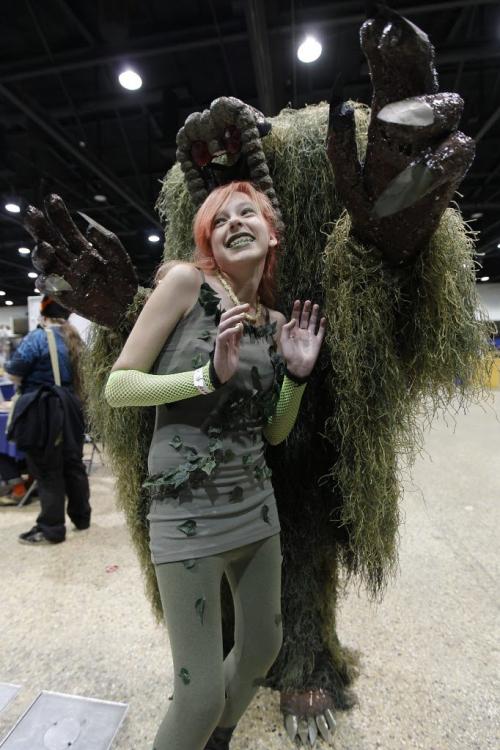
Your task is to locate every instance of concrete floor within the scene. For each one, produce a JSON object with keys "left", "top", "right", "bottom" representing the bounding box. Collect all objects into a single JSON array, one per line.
[{"left": 0, "top": 393, "right": 498, "bottom": 750}]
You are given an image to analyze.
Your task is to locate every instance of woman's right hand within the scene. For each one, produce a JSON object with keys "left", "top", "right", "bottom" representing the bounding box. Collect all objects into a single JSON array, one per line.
[{"left": 213, "top": 304, "right": 249, "bottom": 384}]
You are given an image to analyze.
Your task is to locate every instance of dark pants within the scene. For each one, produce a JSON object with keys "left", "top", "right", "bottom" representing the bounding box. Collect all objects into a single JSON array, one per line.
[{"left": 26, "top": 443, "right": 91, "bottom": 542}]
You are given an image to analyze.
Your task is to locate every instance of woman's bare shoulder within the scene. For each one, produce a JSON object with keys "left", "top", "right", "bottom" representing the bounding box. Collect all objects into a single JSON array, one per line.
[
  {"left": 156, "top": 261, "right": 201, "bottom": 289},
  {"left": 268, "top": 308, "right": 286, "bottom": 327}
]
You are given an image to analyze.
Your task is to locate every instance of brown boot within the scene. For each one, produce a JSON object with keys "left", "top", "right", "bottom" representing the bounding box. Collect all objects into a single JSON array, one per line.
[{"left": 204, "top": 725, "right": 236, "bottom": 750}]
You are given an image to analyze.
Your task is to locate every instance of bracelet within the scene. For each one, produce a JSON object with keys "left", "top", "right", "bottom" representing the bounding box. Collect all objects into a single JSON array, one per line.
[
  {"left": 193, "top": 366, "right": 212, "bottom": 395},
  {"left": 284, "top": 366, "right": 310, "bottom": 385},
  {"left": 209, "top": 349, "right": 224, "bottom": 389}
]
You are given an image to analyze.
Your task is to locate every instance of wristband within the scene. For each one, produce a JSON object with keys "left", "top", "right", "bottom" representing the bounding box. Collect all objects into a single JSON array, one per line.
[{"left": 193, "top": 366, "right": 212, "bottom": 395}]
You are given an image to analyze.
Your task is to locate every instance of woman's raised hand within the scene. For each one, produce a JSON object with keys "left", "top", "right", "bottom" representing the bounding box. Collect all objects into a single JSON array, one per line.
[
  {"left": 280, "top": 300, "right": 327, "bottom": 379},
  {"left": 213, "top": 304, "right": 249, "bottom": 384}
]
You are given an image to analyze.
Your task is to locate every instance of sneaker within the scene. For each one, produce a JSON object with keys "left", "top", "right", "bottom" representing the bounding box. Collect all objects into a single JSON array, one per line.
[
  {"left": 18, "top": 527, "right": 62, "bottom": 545},
  {"left": 73, "top": 522, "right": 90, "bottom": 531}
]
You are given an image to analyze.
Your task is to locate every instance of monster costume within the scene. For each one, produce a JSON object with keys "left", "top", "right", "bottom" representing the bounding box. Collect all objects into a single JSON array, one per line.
[{"left": 24, "top": 4, "right": 492, "bottom": 747}]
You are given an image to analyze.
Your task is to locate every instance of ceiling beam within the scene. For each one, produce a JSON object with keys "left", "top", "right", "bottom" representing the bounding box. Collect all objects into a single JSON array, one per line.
[
  {"left": 244, "top": 0, "right": 277, "bottom": 116},
  {"left": 0, "top": 84, "right": 161, "bottom": 229},
  {"left": 1, "top": 1, "right": 498, "bottom": 85}
]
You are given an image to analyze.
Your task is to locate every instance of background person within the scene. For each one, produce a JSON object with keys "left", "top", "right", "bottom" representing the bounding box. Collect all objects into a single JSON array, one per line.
[{"left": 5, "top": 296, "right": 91, "bottom": 544}]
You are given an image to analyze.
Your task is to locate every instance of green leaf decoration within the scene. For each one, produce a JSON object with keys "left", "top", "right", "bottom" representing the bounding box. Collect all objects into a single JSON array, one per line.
[
  {"left": 229, "top": 486, "right": 244, "bottom": 503},
  {"left": 207, "top": 426, "right": 222, "bottom": 437},
  {"left": 242, "top": 454, "right": 253, "bottom": 467},
  {"left": 187, "top": 450, "right": 201, "bottom": 463},
  {"left": 254, "top": 466, "right": 263, "bottom": 482},
  {"left": 261, "top": 504, "right": 271, "bottom": 524},
  {"left": 179, "top": 668, "right": 191, "bottom": 685},
  {"left": 172, "top": 469, "right": 190, "bottom": 488},
  {"left": 182, "top": 559, "right": 197, "bottom": 570},
  {"left": 223, "top": 449, "right": 235, "bottom": 462},
  {"left": 201, "top": 457, "right": 217, "bottom": 475},
  {"left": 198, "top": 283, "right": 221, "bottom": 316},
  {"left": 197, "top": 329, "right": 211, "bottom": 341},
  {"left": 169, "top": 435, "right": 183, "bottom": 450},
  {"left": 208, "top": 438, "right": 223, "bottom": 453},
  {"left": 177, "top": 520, "right": 197, "bottom": 537},
  {"left": 274, "top": 613, "right": 282, "bottom": 626},
  {"left": 192, "top": 352, "right": 204, "bottom": 368},
  {"left": 195, "top": 597, "right": 206, "bottom": 625}
]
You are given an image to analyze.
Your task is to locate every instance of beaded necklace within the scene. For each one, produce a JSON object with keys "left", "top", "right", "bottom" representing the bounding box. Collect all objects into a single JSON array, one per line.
[{"left": 215, "top": 270, "right": 262, "bottom": 324}]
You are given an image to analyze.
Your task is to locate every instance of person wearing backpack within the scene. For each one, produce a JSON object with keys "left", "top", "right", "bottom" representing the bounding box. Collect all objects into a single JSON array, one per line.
[{"left": 5, "top": 296, "right": 91, "bottom": 544}]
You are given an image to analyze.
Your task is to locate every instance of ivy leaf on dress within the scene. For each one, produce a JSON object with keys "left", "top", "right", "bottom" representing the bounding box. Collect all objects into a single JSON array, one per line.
[
  {"left": 208, "top": 438, "right": 223, "bottom": 453},
  {"left": 223, "top": 449, "right": 235, "bottom": 462},
  {"left": 182, "top": 559, "right": 197, "bottom": 570},
  {"left": 177, "top": 520, "right": 197, "bottom": 536},
  {"left": 197, "top": 329, "right": 211, "bottom": 341},
  {"left": 261, "top": 504, "right": 271, "bottom": 524},
  {"left": 192, "top": 352, "right": 204, "bottom": 368},
  {"left": 242, "top": 454, "right": 253, "bottom": 467},
  {"left": 201, "top": 457, "right": 217, "bottom": 475},
  {"left": 229, "top": 486, "right": 244, "bottom": 503},
  {"left": 195, "top": 597, "right": 206, "bottom": 625},
  {"left": 207, "top": 426, "right": 222, "bottom": 437},
  {"left": 169, "top": 435, "right": 183, "bottom": 450},
  {"left": 198, "top": 283, "right": 221, "bottom": 316}
]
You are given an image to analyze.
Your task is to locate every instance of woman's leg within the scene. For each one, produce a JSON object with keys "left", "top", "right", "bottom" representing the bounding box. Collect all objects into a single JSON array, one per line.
[
  {"left": 217, "top": 534, "right": 283, "bottom": 729},
  {"left": 153, "top": 555, "right": 227, "bottom": 750}
]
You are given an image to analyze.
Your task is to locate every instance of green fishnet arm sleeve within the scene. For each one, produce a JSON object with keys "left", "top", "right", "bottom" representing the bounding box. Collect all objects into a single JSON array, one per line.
[
  {"left": 105, "top": 361, "right": 215, "bottom": 407},
  {"left": 263, "top": 376, "right": 307, "bottom": 446}
]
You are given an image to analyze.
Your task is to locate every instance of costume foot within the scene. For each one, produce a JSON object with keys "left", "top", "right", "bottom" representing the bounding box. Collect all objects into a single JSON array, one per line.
[{"left": 281, "top": 690, "right": 337, "bottom": 747}]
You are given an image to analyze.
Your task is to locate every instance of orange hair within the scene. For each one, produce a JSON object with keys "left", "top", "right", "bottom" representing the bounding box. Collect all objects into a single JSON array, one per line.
[{"left": 192, "top": 181, "right": 281, "bottom": 307}]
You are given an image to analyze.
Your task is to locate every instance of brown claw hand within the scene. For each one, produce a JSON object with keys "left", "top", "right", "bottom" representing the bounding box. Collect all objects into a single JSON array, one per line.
[
  {"left": 24, "top": 194, "right": 138, "bottom": 328},
  {"left": 326, "top": 5, "right": 475, "bottom": 264}
]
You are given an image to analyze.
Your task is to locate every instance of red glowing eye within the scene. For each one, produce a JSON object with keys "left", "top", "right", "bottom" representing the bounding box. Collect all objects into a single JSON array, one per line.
[
  {"left": 223, "top": 126, "right": 241, "bottom": 155},
  {"left": 191, "top": 141, "right": 211, "bottom": 167}
]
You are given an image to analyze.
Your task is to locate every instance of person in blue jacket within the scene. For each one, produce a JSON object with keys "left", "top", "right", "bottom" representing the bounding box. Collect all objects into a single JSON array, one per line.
[{"left": 5, "top": 296, "right": 91, "bottom": 544}]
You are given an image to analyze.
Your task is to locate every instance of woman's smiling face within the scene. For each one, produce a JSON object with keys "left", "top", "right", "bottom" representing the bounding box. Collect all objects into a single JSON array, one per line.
[{"left": 210, "top": 191, "right": 277, "bottom": 272}]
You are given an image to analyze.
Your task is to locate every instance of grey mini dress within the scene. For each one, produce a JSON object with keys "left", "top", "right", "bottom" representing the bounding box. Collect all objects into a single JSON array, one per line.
[{"left": 146, "top": 275, "right": 283, "bottom": 565}]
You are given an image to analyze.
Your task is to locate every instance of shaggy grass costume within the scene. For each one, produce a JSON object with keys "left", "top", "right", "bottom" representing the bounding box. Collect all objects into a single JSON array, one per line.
[{"left": 84, "top": 102, "right": 492, "bottom": 711}]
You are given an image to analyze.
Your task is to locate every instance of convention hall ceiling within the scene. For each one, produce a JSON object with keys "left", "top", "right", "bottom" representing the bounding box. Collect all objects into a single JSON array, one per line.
[{"left": 0, "top": 0, "right": 499, "bottom": 306}]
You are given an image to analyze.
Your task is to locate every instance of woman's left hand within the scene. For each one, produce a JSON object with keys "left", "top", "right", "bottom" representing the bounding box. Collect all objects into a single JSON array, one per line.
[{"left": 280, "top": 300, "right": 327, "bottom": 379}]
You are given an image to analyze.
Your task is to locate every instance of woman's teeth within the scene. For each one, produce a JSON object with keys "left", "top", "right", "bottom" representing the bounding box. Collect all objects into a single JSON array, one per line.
[{"left": 228, "top": 236, "right": 254, "bottom": 248}]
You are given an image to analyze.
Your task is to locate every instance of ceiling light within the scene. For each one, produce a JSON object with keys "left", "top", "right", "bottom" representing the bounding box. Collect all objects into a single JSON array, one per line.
[
  {"left": 148, "top": 234, "right": 161, "bottom": 243},
  {"left": 479, "top": 276, "right": 490, "bottom": 282},
  {"left": 119, "top": 69, "right": 142, "bottom": 90},
  {"left": 497, "top": 243, "right": 500, "bottom": 249},
  {"left": 5, "top": 202, "right": 20, "bottom": 213},
  {"left": 476, "top": 251, "right": 486, "bottom": 256},
  {"left": 297, "top": 36, "right": 322, "bottom": 63},
  {"left": 5, "top": 300, "right": 13, "bottom": 306},
  {"left": 93, "top": 194, "right": 107, "bottom": 203},
  {"left": 28, "top": 271, "right": 38, "bottom": 279},
  {"left": 0, "top": 291, "right": 5, "bottom": 296},
  {"left": 470, "top": 212, "right": 483, "bottom": 219},
  {"left": 18, "top": 246, "right": 30, "bottom": 255}
]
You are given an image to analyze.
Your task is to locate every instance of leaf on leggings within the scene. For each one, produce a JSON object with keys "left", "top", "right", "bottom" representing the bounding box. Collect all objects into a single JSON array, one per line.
[
  {"left": 177, "top": 520, "right": 197, "bottom": 537},
  {"left": 195, "top": 596, "right": 206, "bottom": 625},
  {"left": 261, "top": 504, "right": 271, "bottom": 524},
  {"left": 179, "top": 668, "right": 191, "bottom": 685},
  {"left": 182, "top": 559, "right": 197, "bottom": 570}
]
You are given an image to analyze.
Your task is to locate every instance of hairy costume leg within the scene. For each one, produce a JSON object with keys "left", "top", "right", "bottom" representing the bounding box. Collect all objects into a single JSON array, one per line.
[
  {"left": 153, "top": 555, "right": 226, "bottom": 750},
  {"left": 218, "top": 534, "right": 283, "bottom": 728}
]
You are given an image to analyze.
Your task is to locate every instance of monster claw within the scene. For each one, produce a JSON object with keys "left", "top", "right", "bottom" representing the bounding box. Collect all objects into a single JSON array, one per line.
[
  {"left": 298, "top": 719, "right": 309, "bottom": 745},
  {"left": 308, "top": 717, "right": 318, "bottom": 746},
  {"left": 324, "top": 709, "right": 337, "bottom": 732},
  {"left": 285, "top": 714, "right": 299, "bottom": 742},
  {"left": 316, "top": 714, "right": 332, "bottom": 743}
]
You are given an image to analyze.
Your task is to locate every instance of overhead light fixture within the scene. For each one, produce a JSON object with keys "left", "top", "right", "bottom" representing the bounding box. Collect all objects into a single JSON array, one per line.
[
  {"left": 297, "top": 35, "right": 322, "bottom": 63},
  {"left": 119, "top": 69, "right": 142, "bottom": 90},
  {"left": 470, "top": 212, "right": 483, "bottom": 219},
  {"left": 18, "top": 246, "right": 30, "bottom": 255},
  {"left": 5, "top": 202, "right": 20, "bottom": 213},
  {"left": 93, "top": 194, "right": 107, "bottom": 203},
  {"left": 479, "top": 276, "right": 490, "bottom": 282},
  {"left": 28, "top": 271, "right": 38, "bottom": 279},
  {"left": 148, "top": 234, "right": 161, "bottom": 243},
  {"left": 5, "top": 300, "right": 13, "bottom": 306},
  {"left": 0, "top": 291, "right": 5, "bottom": 296},
  {"left": 476, "top": 252, "right": 486, "bottom": 256},
  {"left": 497, "top": 242, "right": 500, "bottom": 249}
]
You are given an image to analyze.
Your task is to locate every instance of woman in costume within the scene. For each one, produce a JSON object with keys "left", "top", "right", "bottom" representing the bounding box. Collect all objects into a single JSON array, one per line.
[{"left": 104, "top": 180, "right": 326, "bottom": 750}]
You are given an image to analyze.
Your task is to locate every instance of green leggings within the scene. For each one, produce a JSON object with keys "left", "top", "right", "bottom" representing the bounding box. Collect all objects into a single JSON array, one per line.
[{"left": 152, "top": 534, "right": 283, "bottom": 750}]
